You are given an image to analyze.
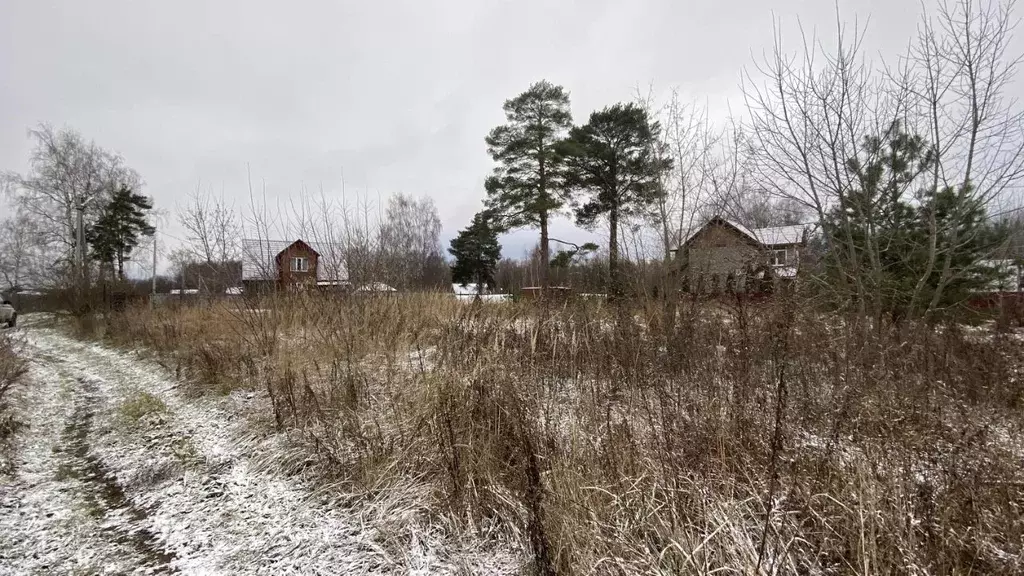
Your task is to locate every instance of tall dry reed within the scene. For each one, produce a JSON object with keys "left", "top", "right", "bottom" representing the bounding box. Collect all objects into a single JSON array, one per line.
[{"left": 104, "top": 292, "right": 1024, "bottom": 575}]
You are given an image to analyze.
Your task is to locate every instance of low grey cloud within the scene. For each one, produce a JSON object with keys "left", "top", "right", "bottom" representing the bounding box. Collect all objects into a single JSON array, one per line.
[{"left": 2, "top": 0, "right": 1011, "bottom": 265}]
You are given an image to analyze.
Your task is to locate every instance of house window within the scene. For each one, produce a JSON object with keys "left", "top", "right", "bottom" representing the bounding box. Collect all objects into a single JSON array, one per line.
[
  {"left": 771, "top": 249, "right": 787, "bottom": 267},
  {"left": 290, "top": 257, "right": 309, "bottom": 272}
]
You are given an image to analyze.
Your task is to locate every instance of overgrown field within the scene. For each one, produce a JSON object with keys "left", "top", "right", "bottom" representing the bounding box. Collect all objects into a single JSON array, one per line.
[{"left": 103, "top": 294, "right": 1024, "bottom": 575}]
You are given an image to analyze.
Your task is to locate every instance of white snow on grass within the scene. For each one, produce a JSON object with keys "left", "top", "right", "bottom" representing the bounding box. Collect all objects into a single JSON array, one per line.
[
  {"left": 10, "top": 326, "right": 519, "bottom": 575},
  {"left": 0, "top": 344, "right": 153, "bottom": 576}
]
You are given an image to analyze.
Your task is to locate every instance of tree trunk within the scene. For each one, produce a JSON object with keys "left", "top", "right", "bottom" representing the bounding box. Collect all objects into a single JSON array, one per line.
[
  {"left": 538, "top": 140, "right": 550, "bottom": 291},
  {"left": 539, "top": 210, "right": 550, "bottom": 290},
  {"left": 609, "top": 207, "right": 620, "bottom": 298}
]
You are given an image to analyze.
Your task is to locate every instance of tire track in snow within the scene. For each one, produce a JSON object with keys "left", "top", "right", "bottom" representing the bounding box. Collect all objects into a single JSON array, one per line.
[{"left": 58, "top": 373, "right": 177, "bottom": 572}]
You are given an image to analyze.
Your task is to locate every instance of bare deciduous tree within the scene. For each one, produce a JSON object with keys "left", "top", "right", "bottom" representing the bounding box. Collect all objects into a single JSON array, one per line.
[
  {"left": 743, "top": 13, "right": 894, "bottom": 314},
  {"left": 377, "top": 194, "right": 446, "bottom": 290},
  {"left": 178, "top": 186, "right": 242, "bottom": 292},
  {"left": 905, "top": 0, "right": 1024, "bottom": 315},
  {"left": 743, "top": 1, "right": 1023, "bottom": 319},
  {"left": 178, "top": 186, "right": 240, "bottom": 265},
  {"left": 635, "top": 86, "right": 718, "bottom": 262},
  {"left": 4, "top": 124, "right": 142, "bottom": 290}
]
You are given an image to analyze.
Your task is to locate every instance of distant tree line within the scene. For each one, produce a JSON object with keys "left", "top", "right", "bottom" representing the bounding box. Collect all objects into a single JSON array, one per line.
[{"left": 193, "top": 189, "right": 449, "bottom": 293}]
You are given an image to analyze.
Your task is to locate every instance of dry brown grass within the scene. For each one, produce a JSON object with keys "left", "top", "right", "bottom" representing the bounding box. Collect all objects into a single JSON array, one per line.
[
  {"left": 103, "top": 293, "right": 1024, "bottom": 575},
  {"left": 0, "top": 331, "right": 27, "bottom": 442}
]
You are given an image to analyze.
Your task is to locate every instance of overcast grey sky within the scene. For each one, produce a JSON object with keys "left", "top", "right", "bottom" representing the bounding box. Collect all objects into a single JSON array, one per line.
[{"left": 1, "top": 0, "right": 1015, "bottom": 268}]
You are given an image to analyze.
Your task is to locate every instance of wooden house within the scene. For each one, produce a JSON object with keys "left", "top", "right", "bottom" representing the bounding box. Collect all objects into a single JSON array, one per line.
[
  {"left": 241, "top": 239, "right": 349, "bottom": 294},
  {"left": 674, "top": 216, "right": 810, "bottom": 293}
]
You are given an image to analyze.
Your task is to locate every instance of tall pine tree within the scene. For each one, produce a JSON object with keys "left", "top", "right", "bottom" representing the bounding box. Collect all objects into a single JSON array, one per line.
[
  {"left": 448, "top": 211, "right": 502, "bottom": 296},
  {"left": 560, "top": 103, "right": 672, "bottom": 296},
  {"left": 484, "top": 80, "right": 572, "bottom": 289},
  {"left": 88, "top": 186, "right": 155, "bottom": 280}
]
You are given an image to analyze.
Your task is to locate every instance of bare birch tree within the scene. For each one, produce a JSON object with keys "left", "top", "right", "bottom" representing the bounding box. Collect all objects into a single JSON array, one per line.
[
  {"left": 377, "top": 194, "right": 445, "bottom": 290},
  {"left": 4, "top": 124, "right": 141, "bottom": 290},
  {"left": 0, "top": 210, "right": 42, "bottom": 293}
]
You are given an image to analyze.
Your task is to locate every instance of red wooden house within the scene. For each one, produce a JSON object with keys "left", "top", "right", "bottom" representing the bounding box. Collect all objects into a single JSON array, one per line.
[{"left": 241, "top": 239, "right": 349, "bottom": 294}]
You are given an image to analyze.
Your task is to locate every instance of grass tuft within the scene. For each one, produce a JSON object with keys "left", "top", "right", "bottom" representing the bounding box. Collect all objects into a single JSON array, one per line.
[{"left": 117, "top": 389, "right": 168, "bottom": 424}]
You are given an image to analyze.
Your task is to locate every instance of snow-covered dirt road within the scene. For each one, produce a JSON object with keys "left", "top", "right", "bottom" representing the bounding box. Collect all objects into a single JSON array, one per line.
[{"left": 0, "top": 324, "right": 516, "bottom": 575}]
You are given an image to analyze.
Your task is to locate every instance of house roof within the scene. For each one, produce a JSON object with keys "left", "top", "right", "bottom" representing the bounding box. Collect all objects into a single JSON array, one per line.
[
  {"left": 241, "top": 238, "right": 348, "bottom": 282},
  {"left": 680, "top": 217, "right": 757, "bottom": 247},
  {"left": 679, "top": 216, "right": 809, "bottom": 250}
]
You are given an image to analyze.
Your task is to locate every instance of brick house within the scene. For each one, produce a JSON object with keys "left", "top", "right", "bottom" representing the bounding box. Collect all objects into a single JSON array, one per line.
[
  {"left": 241, "top": 239, "right": 348, "bottom": 294},
  {"left": 674, "top": 216, "right": 810, "bottom": 293}
]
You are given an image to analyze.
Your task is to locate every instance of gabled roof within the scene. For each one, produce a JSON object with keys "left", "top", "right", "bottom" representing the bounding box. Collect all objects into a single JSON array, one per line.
[
  {"left": 241, "top": 238, "right": 348, "bottom": 282},
  {"left": 679, "top": 216, "right": 810, "bottom": 250},
  {"left": 680, "top": 216, "right": 759, "bottom": 248},
  {"left": 275, "top": 239, "right": 319, "bottom": 259}
]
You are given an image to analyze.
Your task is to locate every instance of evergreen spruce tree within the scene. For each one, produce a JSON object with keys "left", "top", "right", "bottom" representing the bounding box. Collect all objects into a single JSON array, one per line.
[
  {"left": 88, "top": 186, "right": 156, "bottom": 280},
  {"left": 448, "top": 211, "right": 502, "bottom": 295},
  {"left": 484, "top": 80, "right": 572, "bottom": 289},
  {"left": 560, "top": 103, "right": 672, "bottom": 296}
]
